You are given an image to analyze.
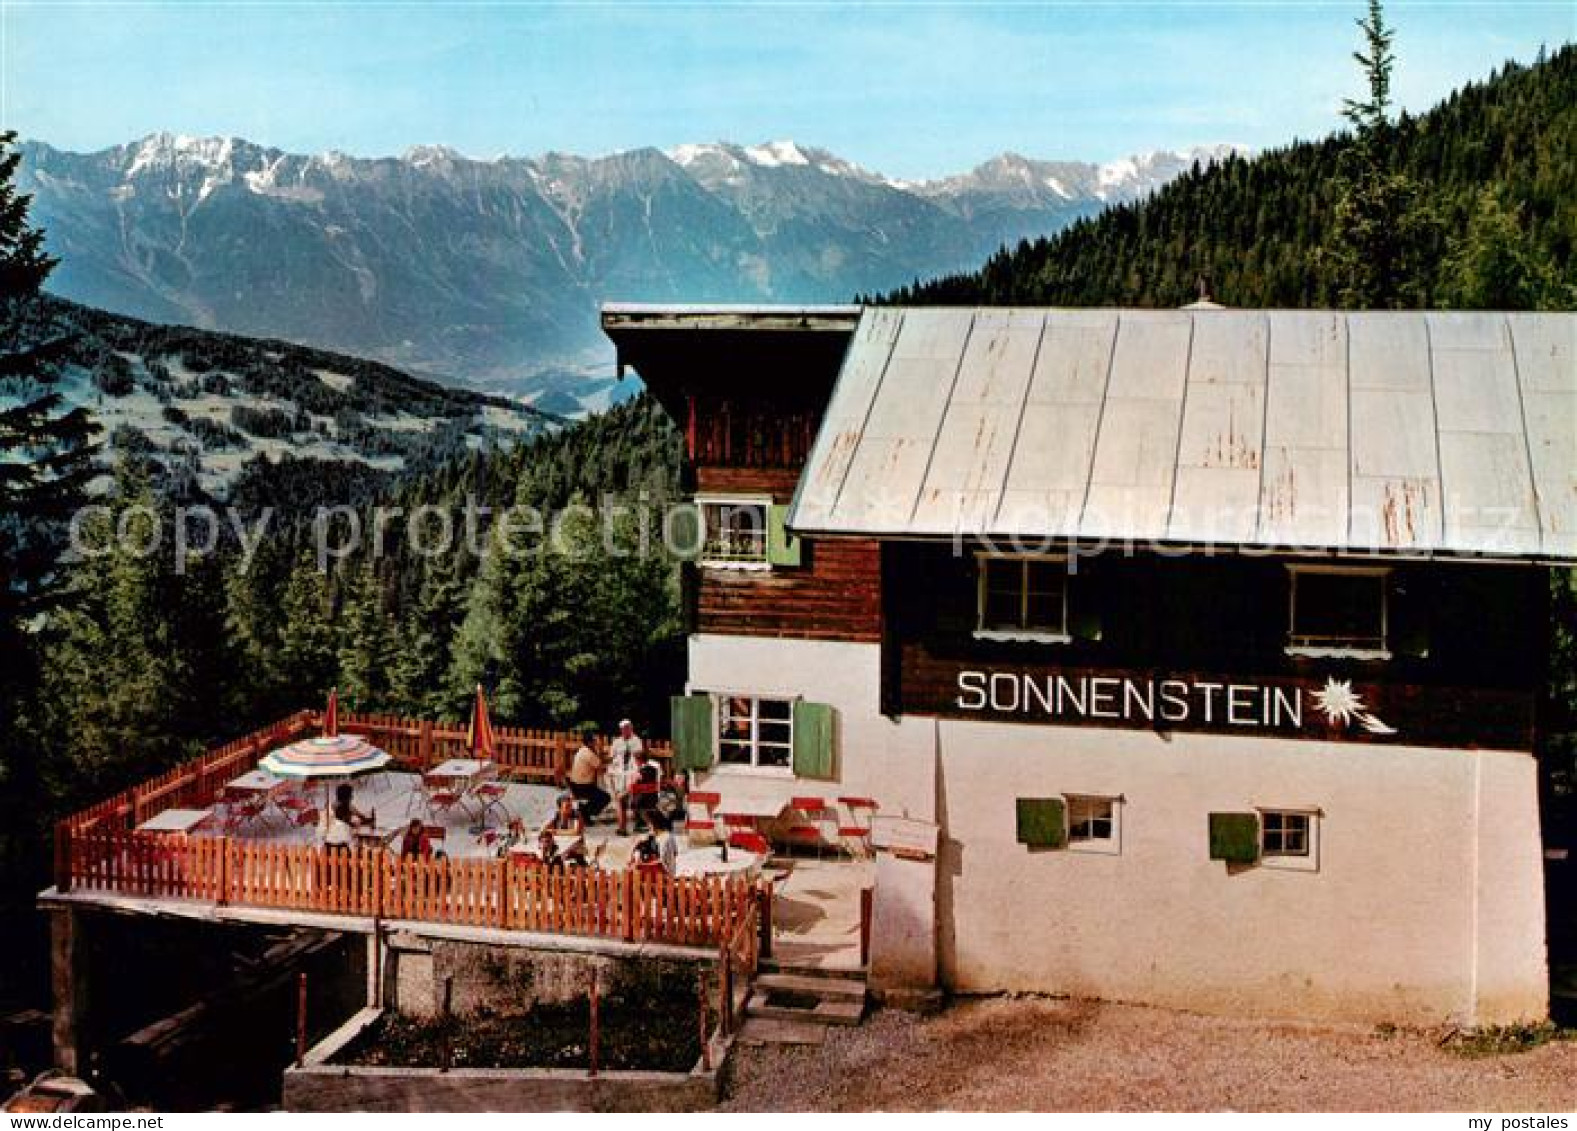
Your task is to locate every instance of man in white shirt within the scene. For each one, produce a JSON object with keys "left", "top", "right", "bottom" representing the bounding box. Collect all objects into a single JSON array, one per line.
[{"left": 605, "top": 718, "right": 643, "bottom": 799}]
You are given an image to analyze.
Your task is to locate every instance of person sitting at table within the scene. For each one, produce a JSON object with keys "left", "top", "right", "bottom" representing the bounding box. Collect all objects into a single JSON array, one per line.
[
  {"left": 542, "top": 793, "right": 586, "bottom": 838},
  {"left": 654, "top": 814, "right": 680, "bottom": 876},
  {"left": 398, "top": 817, "right": 427, "bottom": 860},
  {"left": 656, "top": 769, "right": 689, "bottom": 826},
  {"left": 616, "top": 749, "right": 662, "bottom": 836},
  {"left": 537, "top": 829, "right": 563, "bottom": 869},
  {"left": 628, "top": 830, "right": 662, "bottom": 869},
  {"left": 324, "top": 784, "right": 373, "bottom": 853},
  {"left": 567, "top": 728, "right": 612, "bottom": 823}
]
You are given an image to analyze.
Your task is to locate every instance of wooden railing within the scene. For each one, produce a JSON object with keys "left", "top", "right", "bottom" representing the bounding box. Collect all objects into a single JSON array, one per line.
[
  {"left": 51, "top": 708, "right": 723, "bottom": 947},
  {"left": 59, "top": 832, "right": 758, "bottom": 948},
  {"left": 58, "top": 708, "right": 672, "bottom": 839}
]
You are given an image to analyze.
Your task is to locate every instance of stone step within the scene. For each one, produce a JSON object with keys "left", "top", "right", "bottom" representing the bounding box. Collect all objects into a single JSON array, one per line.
[
  {"left": 746, "top": 991, "right": 864, "bottom": 1027},
  {"left": 736, "top": 1016, "right": 827, "bottom": 1046},
  {"left": 755, "top": 972, "right": 867, "bottom": 999},
  {"left": 757, "top": 959, "right": 868, "bottom": 982}
]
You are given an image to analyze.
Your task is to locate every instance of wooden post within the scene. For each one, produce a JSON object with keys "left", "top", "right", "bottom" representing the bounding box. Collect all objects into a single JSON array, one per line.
[
  {"left": 622, "top": 872, "right": 636, "bottom": 942},
  {"left": 697, "top": 966, "right": 711, "bottom": 1071},
  {"left": 588, "top": 967, "right": 600, "bottom": 1078},
  {"left": 217, "top": 840, "right": 231, "bottom": 907},
  {"left": 860, "top": 886, "right": 874, "bottom": 968},
  {"left": 441, "top": 976, "right": 454, "bottom": 1073},
  {"left": 418, "top": 719, "right": 434, "bottom": 772},
  {"left": 295, "top": 972, "right": 308, "bottom": 1067},
  {"left": 720, "top": 953, "right": 733, "bottom": 1036},
  {"left": 54, "top": 823, "right": 71, "bottom": 893},
  {"left": 756, "top": 883, "right": 773, "bottom": 962}
]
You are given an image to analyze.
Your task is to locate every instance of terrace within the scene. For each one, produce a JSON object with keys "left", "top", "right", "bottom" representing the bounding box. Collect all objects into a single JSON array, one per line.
[{"left": 47, "top": 710, "right": 767, "bottom": 952}]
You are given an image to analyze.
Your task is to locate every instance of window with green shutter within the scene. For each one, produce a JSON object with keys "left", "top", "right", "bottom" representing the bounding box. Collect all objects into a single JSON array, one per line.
[
  {"left": 669, "top": 694, "right": 714, "bottom": 773},
  {"left": 1208, "top": 812, "right": 1261, "bottom": 864},
  {"left": 767, "top": 504, "right": 803, "bottom": 567},
  {"left": 791, "top": 700, "right": 835, "bottom": 779},
  {"left": 1016, "top": 798, "right": 1067, "bottom": 849}
]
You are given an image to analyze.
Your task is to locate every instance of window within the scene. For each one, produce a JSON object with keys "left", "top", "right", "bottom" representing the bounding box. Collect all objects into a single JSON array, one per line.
[
  {"left": 699, "top": 496, "right": 769, "bottom": 567},
  {"left": 976, "top": 555, "right": 1070, "bottom": 641},
  {"left": 1287, "top": 565, "right": 1390, "bottom": 658},
  {"left": 1260, "top": 810, "right": 1311, "bottom": 858},
  {"left": 717, "top": 695, "right": 793, "bottom": 769},
  {"left": 1067, "top": 795, "right": 1118, "bottom": 850}
]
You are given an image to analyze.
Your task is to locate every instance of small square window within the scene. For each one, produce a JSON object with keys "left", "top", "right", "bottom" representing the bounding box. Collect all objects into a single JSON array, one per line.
[
  {"left": 977, "top": 556, "right": 1069, "bottom": 640},
  {"left": 716, "top": 694, "right": 794, "bottom": 770},
  {"left": 700, "top": 498, "right": 768, "bottom": 566},
  {"left": 1261, "top": 811, "right": 1311, "bottom": 858},
  {"left": 1288, "top": 566, "right": 1389, "bottom": 657},
  {"left": 1067, "top": 796, "right": 1115, "bottom": 843}
]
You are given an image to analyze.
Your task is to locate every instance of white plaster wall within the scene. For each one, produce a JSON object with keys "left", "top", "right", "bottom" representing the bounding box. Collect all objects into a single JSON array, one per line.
[
  {"left": 684, "top": 634, "right": 1548, "bottom": 1025},
  {"left": 935, "top": 720, "right": 1548, "bottom": 1026},
  {"left": 686, "top": 635, "right": 935, "bottom": 821}
]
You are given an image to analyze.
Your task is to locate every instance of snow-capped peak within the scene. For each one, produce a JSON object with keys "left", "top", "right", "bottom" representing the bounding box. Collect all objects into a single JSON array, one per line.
[{"left": 742, "top": 140, "right": 811, "bottom": 168}]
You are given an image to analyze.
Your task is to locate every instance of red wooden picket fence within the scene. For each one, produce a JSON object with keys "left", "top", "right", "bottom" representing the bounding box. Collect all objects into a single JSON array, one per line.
[
  {"left": 57, "top": 708, "right": 672, "bottom": 841},
  {"left": 48, "top": 708, "right": 750, "bottom": 950},
  {"left": 58, "top": 831, "right": 758, "bottom": 948}
]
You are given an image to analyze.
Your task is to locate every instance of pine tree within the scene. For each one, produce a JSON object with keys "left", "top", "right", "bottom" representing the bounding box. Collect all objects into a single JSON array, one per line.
[
  {"left": 1439, "top": 189, "right": 1574, "bottom": 309},
  {"left": 337, "top": 560, "right": 396, "bottom": 711},
  {"left": 0, "top": 131, "right": 98, "bottom": 937},
  {"left": 1324, "top": 0, "right": 1442, "bottom": 308}
]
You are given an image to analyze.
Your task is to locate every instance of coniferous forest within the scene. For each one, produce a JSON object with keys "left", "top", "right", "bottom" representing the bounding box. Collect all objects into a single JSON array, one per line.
[
  {"left": 0, "top": 23, "right": 1574, "bottom": 1017},
  {"left": 881, "top": 44, "right": 1574, "bottom": 311}
]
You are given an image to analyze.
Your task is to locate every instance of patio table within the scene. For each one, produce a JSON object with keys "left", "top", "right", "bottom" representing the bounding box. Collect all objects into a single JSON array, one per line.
[
  {"left": 714, "top": 795, "right": 790, "bottom": 822},
  {"left": 675, "top": 844, "right": 764, "bottom": 880},
  {"left": 136, "top": 808, "right": 214, "bottom": 835}
]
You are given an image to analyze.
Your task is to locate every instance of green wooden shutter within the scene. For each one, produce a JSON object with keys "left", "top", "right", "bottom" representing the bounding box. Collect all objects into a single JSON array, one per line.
[
  {"left": 1016, "top": 798, "right": 1067, "bottom": 848},
  {"left": 670, "top": 694, "right": 714, "bottom": 773},
  {"left": 669, "top": 502, "right": 702, "bottom": 563},
  {"left": 1208, "top": 812, "right": 1261, "bottom": 864},
  {"left": 767, "top": 504, "right": 803, "bottom": 567},
  {"left": 791, "top": 700, "right": 835, "bottom": 779}
]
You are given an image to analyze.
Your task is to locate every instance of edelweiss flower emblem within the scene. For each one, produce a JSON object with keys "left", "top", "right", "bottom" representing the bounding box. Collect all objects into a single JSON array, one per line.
[{"left": 1311, "top": 677, "right": 1396, "bottom": 735}]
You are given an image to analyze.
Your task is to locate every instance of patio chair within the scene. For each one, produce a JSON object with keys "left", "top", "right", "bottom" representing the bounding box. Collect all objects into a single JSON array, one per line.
[
  {"left": 423, "top": 788, "right": 465, "bottom": 823},
  {"left": 837, "top": 796, "right": 880, "bottom": 858},
  {"left": 474, "top": 781, "right": 512, "bottom": 828},
  {"left": 784, "top": 796, "right": 838, "bottom": 859},
  {"left": 685, "top": 790, "right": 721, "bottom": 846},
  {"left": 727, "top": 830, "right": 771, "bottom": 856}
]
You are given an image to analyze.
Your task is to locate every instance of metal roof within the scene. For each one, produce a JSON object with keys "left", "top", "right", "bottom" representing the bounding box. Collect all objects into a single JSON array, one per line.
[{"left": 789, "top": 307, "right": 1577, "bottom": 561}]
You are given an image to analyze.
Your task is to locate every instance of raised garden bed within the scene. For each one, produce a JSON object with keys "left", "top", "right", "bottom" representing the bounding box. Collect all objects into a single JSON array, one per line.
[{"left": 333, "top": 996, "right": 700, "bottom": 1074}]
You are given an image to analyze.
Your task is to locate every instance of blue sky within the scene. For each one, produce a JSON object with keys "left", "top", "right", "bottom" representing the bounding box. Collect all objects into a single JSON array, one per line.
[{"left": 4, "top": 1, "right": 1571, "bottom": 180}]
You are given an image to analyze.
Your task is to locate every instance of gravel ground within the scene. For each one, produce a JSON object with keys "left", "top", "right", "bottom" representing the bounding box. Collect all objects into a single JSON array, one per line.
[{"left": 720, "top": 996, "right": 1577, "bottom": 1112}]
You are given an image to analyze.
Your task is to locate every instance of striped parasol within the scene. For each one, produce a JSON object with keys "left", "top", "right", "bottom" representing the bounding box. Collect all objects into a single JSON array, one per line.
[
  {"left": 259, "top": 734, "right": 391, "bottom": 780},
  {"left": 467, "top": 684, "right": 496, "bottom": 760}
]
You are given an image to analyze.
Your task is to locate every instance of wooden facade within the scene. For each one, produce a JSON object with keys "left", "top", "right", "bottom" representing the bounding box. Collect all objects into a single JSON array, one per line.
[
  {"left": 695, "top": 465, "right": 881, "bottom": 643},
  {"left": 882, "top": 543, "right": 1547, "bottom": 749}
]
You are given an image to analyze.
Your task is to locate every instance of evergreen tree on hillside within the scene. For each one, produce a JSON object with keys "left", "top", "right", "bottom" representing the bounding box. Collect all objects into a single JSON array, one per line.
[
  {"left": 1323, "top": 0, "right": 1442, "bottom": 307},
  {"left": 0, "top": 132, "right": 98, "bottom": 949},
  {"left": 886, "top": 44, "right": 1574, "bottom": 309},
  {"left": 1439, "top": 189, "right": 1574, "bottom": 309}
]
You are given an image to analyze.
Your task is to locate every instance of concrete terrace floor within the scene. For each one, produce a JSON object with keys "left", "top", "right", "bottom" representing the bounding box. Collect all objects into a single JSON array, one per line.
[{"left": 164, "top": 771, "right": 874, "bottom": 964}]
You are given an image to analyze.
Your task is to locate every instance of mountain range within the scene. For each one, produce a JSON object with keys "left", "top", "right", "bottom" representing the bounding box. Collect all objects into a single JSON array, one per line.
[{"left": 19, "top": 134, "right": 1244, "bottom": 412}]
